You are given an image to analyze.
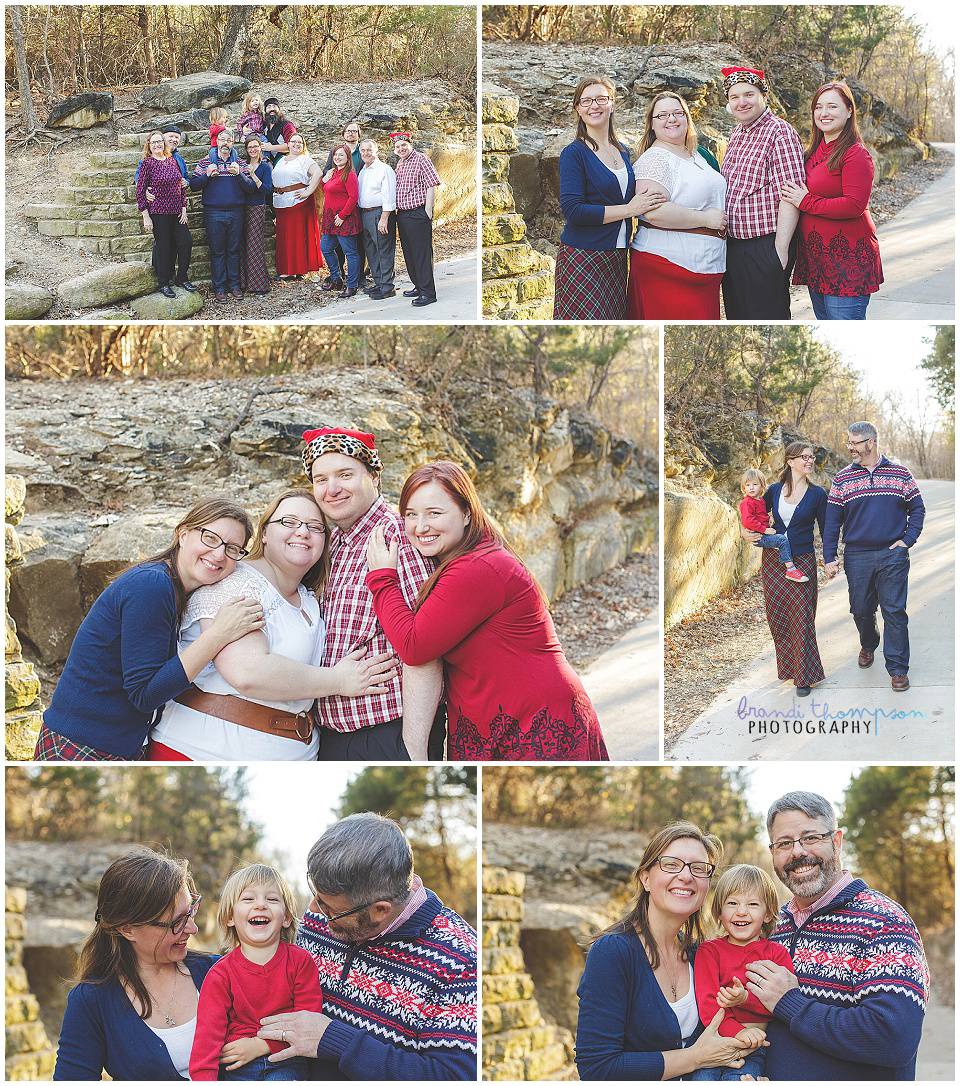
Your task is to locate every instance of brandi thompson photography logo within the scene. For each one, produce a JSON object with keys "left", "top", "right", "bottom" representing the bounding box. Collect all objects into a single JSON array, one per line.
[{"left": 737, "top": 696, "right": 928, "bottom": 737}]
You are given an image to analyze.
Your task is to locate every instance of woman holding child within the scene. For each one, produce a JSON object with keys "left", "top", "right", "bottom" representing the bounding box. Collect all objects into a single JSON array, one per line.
[{"left": 740, "top": 442, "right": 827, "bottom": 698}]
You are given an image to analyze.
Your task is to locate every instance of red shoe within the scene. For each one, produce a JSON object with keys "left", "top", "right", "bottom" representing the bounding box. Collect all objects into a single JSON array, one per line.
[{"left": 785, "top": 568, "right": 809, "bottom": 582}]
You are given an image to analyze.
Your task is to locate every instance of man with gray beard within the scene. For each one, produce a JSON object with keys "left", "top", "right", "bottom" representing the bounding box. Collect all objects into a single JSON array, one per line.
[{"left": 740, "top": 791, "right": 928, "bottom": 1080}]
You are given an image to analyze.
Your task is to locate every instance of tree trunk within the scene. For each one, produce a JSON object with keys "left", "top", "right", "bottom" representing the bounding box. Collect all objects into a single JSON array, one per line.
[
  {"left": 9, "top": 6, "right": 39, "bottom": 132},
  {"left": 138, "top": 6, "right": 157, "bottom": 85},
  {"left": 215, "top": 4, "right": 256, "bottom": 73}
]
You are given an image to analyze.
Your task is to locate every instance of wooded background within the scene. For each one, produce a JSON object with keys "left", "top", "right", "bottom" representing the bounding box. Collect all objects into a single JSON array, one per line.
[
  {"left": 481, "top": 4, "right": 954, "bottom": 141},
  {"left": 665, "top": 324, "right": 955, "bottom": 478},
  {"left": 5, "top": 324, "right": 659, "bottom": 456}
]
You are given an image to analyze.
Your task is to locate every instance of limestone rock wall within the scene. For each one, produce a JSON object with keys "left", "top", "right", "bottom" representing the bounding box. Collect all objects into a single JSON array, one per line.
[
  {"left": 5, "top": 477, "right": 44, "bottom": 757},
  {"left": 481, "top": 86, "right": 554, "bottom": 319},
  {"left": 5, "top": 887, "right": 56, "bottom": 1081},
  {"left": 482, "top": 867, "right": 576, "bottom": 1081}
]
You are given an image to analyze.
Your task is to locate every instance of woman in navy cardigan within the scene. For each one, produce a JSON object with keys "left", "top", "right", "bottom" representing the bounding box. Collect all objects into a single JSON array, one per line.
[
  {"left": 741, "top": 441, "right": 828, "bottom": 697},
  {"left": 554, "top": 75, "right": 667, "bottom": 320},
  {"left": 54, "top": 849, "right": 218, "bottom": 1081},
  {"left": 575, "top": 821, "right": 754, "bottom": 1079}
]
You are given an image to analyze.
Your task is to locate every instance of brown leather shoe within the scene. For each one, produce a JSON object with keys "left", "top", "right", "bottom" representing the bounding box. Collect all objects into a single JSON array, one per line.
[
  {"left": 858, "top": 648, "right": 875, "bottom": 668},
  {"left": 891, "top": 674, "right": 910, "bottom": 692}
]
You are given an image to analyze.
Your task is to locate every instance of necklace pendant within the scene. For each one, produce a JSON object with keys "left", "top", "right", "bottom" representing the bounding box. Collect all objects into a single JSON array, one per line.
[{"left": 163, "top": 1013, "right": 176, "bottom": 1027}]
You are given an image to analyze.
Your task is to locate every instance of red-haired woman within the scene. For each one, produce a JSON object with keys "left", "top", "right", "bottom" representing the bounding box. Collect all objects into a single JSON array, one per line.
[
  {"left": 781, "top": 82, "right": 883, "bottom": 319},
  {"left": 365, "top": 461, "right": 608, "bottom": 761},
  {"left": 319, "top": 142, "right": 362, "bottom": 298}
]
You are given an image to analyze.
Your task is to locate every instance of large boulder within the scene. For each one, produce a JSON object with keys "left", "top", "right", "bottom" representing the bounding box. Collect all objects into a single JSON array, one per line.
[
  {"left": 139, "top": 72, "right": 250, "bottom": 112},
  {"left": 128, "top": 286, "right": 204, "bottom": 320},
  {"left": 58, "top": 262, "right": 158, "bottom": 309},
  {"left": 5, "top": 282, "right": 55, "bottom": 320},
  {"left": 144, "top": 108, "right": 212, "bottom": 133},
  {"left": 46, "top": 92, "right": 114, "bottom": 129}
]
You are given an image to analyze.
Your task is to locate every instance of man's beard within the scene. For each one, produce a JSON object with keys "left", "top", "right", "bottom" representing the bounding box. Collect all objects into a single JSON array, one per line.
[{"left": 776, "top": 850, "right": 839, "bottom": 900}]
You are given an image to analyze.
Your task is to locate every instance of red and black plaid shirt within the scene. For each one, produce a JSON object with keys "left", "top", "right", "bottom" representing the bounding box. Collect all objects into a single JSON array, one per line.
[
  {"left": 394, "top": 151, "right": 441, "bottom": 210},
  {"left": 318, "top": 497, "right": 433, "bottom": 732},
  {"left": 721, "top": 108, "right": 804, "bottom": 239}
]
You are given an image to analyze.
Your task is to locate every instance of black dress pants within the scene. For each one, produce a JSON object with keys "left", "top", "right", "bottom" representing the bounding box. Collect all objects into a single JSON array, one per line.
[
  {"left": 396, "top": 205, "right": 436, "bottom": 300},
  {"left": 723, "top": 233, "right": 794, "bottom": 319}
]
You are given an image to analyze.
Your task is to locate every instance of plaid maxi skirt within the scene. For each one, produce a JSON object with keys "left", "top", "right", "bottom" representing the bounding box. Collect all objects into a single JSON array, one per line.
[
  {"left": 553, "top": 245, "right": 627, "bottom": 320},
  {"left": 33, "top": 721, "right": 146, "bottom": 762},
  {"left": 240, "top": 203, "right": 271, "bottom": 293},
  {"left": 761, "top": 550, "right": 825, "bottom": 687}
]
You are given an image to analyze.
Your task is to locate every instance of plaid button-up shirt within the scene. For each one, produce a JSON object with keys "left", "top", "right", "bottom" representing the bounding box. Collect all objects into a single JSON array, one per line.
[
  {"left": 318, "top": 497, "right": 433, "bottom": 732},
  {"left": 721, "top": 108, "right": 804, "bottom": 239},
  {"left": 394, "top": 151, "right": 441, "bottom": 210}
]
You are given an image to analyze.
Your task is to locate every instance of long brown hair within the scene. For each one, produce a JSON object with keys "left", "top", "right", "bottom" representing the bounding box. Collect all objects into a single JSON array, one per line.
[
  {"left": 805, "top": 82, "right": 863, "bottom": 174},
  {"left": 778, "top": 441, "right": 814, "bottom": 499},
  {"left": 591, "top": 821, "right": 723, "bottom": 968},
  {"left": 330, "top": 142, "right": 353, "bottom": 182},
  {"left": 244, "top": 488, "right": 329, "bottom": 594},
  {"left": 137, "top": 497, "right": 253, "bottom": 622},
  {"left": 76, "top": 849, "right": 196, "bottom": 1019},
  {"left": 571, "top": 75, "right": 623, "bottom": 153},
  {"left": 636, "top": 92, "right": 698, "bottom": 158}
]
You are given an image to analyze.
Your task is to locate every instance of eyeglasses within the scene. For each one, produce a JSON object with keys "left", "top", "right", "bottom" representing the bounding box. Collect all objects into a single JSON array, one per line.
[
  {"left": 845, "top": 437, "right": 872, "bottom": 448},
  {"left": 267, "top": 516, "right": 326, "bottom": 535},
  {"left": 769, "top": 831, "right": 835, "bottom": 854},
  {"left": 577, "top": 95, "right": 612, "bottom": 107},
  {"left": 792, "top": 453, "right": 816, "bottom": 462},
  {"left": 192, "top": 528, "right": 248, "bottom": 561},
  {"left": 306, "top": 873, "right": 377, "bottom": 922},
  {"left": 653, "top": 110, "right": 686, "bottom": 122},
  {"left": 143, "top": 893, "right": 201, "bottom": 936},
  {"left": 653, "top": 855, "right": 715, "bottom": 878}
]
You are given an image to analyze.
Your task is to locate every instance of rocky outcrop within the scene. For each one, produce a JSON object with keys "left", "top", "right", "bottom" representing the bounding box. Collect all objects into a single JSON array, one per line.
[
  {"left": 46, "top": 91, "right": 114, "bottom": 129},
  {"left": 139, "top": 72, "right": 250, "bottom": 111},
  {"left": 5, "top": 283, "right": 55, "bottom": 321},
  {"left": 482, "top": 866, "right": 576, "bottom": 1081},
  {"left": 5, "top": 887, "right": 56, "bottom": 1081},
  {"left": 58, "top": 261, "right": 159, "bottom": 309},
  {"left": 6, "top": 370, "right": 656, "bottom": 669},
  {"left": 483, "top": 42, "right": 928, "bottom": 246}
]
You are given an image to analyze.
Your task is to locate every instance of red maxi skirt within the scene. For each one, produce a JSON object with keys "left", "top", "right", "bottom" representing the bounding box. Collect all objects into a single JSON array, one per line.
[
  {"left": 627, "top": 249, "right": 723, "bottom": 320},
  {"left": 275, "top": 195, "right": 323, "bottom": 276},
  {"left": 761, "top": 550, "right": 825, "bottom": 688}
]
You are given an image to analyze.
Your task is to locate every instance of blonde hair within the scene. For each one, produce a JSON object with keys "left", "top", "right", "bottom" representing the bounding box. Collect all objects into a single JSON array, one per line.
[
  {"left": 740, "top": 467, "right": 767, "bottom": 495},
  {"left": 209, "top": 106, "right": 228, "bottom": 124},
  {"left": 216, "top": 864, "right": 298, "bottom": 951},
  {"left": 243, "top": 92, "right": 263, "bottom": 113},
  {"left": 141, "top": 130, "right": 171, "bottom": 160},
  {"left": 710, "top": 864, "right": 779, "bottom": 939}
]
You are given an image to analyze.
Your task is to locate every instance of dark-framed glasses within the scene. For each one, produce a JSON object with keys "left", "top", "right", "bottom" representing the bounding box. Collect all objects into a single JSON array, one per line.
[
  {"left": 769, "top": 831, "right": 835, "bottom": 854},
  {"left": 192, "top": 528, "right": 248, "bottom": 561},
  {"left": 307, "top": 873, "right": 376, "bottom": 922},
  {"left": 654, "top": 855, "right": 715, "bottom": 878},
  {"left": 577, "top": 95, "right": 612, "bottom": 107},
  {"left": 267, "top": 516, "right": 326, "bottom": 535},
  {"left": 143, "top": 893, "right": 201, "bottom": 936},
  {"left": 793, "top": 453, "right": 816, "bottom": 462},
  {"left": 653, "top": 110, "right": 686, "bottom": 122},
  {"left": 845, "top": 437, "right": 872, "bottom": 448}
]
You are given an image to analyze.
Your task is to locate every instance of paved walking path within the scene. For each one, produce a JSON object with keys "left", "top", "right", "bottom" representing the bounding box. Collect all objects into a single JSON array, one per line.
[
  {"left": 667, "top": 479, "right": 954, "bottom": 761},
  {"left": 580, "top": 614, "right": 660, "bottom": 761},
  {"left": 792, "top": 145, "right": 955, "bottom": 320},
  {"left": 301, "top": 254, "right": 477, "bottom": 321},
  {"left": 917, "top": 996, "right": 955, "bottom": 1080}
]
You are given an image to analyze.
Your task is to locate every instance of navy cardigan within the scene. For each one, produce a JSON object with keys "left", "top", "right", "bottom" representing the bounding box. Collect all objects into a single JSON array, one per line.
[
  {"left": 575, "top": 928, "right": 703, "bottom": 1080},
  {"left": 558, "top": 140, "right": 636, "bottom": 250},
  {"left": 54, "top": 953, "right": 218, "bottom": 1080},
  {"left": 764, "top": 483, "right": 827, "bottom": 557}
]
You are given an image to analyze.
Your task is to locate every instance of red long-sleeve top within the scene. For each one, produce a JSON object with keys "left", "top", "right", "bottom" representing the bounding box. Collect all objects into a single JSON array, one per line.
[
  {"left": 739, "top": 495, "right": 771, "bottom": 533},
  {"left": 693, "top": 937, "right": 795, "bottom": 1038},
  {"left": 189, "top": 942, "right": 323, "bottom": 1080},
  {"left": 792, "top": 140, "right": 883, "bottom": 296},
  {"left": 320, "top": 170, "right": 360, "bottom": 235}
]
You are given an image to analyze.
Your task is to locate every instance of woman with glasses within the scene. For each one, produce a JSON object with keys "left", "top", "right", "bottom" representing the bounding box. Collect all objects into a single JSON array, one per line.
[
  {"left": 150, "top": 489, "right": 395, "bottom": 761},
  {"left": 740, "top": 442, "right": 828, "bottom": 698},
  {"left": 575, "top": 822, "right": 755, "bottom": 1079},
  {"left": 35, "top": 498, "right": 263, "bottom": 762},
  {"left": 554, "top": 75, "right": 667, "bottom": 320},
  {"left": 627, "top": 93, "right": 727, "bottom": 319},
  {"left": 54, "top": 849, "right": 213, "bottom": 1080}
]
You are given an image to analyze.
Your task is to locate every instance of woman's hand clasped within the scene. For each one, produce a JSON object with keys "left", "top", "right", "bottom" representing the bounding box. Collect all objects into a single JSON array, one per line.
[
  {"left": 780, "top": 180, "right": 808, "bottom": 209},
  {"left": 366, "top": 526, "right": 399, "bottom": 571},
  {"left": 628, "top": 187, "right": 667, "bottom": 217},
  {"left": 702, "top": 207, "right": 727, "bottom": 233},
  {"left": 331, "top": 646, "right": 397, "bottom": 696},
  {"left": 207, "top": 595, "right": 265, "bottom": 644},
  {"left": 689, "top": 1010, "right": 759, "bottom": 1072}
]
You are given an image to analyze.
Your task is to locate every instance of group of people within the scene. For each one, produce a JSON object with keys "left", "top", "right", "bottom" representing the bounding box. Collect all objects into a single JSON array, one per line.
[
  {"left": 34, "top": 426, "right": 608, "bottom": 764},
  {"left": 575, "top": 790, "right": 929, "bottom": 1080},
  {"left": 53, "top": 813, "right": 478, "bottom": 1080},
  {"left": 555, "top": 66, "right": 883, "bottom": 321},
  {"left": 135, "top": 94, "right": 443, "bottom": 307},
  {"left": 738, "top": 422, "right": 924, "bottom": 697}
]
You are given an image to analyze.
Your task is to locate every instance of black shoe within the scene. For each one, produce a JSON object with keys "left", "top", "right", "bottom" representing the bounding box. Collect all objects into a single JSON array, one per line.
[
  {"left": 362, "top": 285, "right": 378, "bottom": 294},
  {"left": 369, "top": 288, "right": 396, "bottom": 300},
  {"left": 338, "top": 287, "right": 358, "bottom": 299},
  {"left": 323, "top": 278, "right": 345, "bottom": 292},
  {"left": 796, "top": 685, "right": 811, "bottom": 697},
  {"left": 411, "top": 295, "right": 437, "bottom": 307},
  {"left": 402, "top": 288, "right": 420, "bottom": 297},
  {"left": 159, "top": 285, "right": 176, "bottom": 298},
  {"left": 176, "top": 279, "right": 198, "bottom": 292}
]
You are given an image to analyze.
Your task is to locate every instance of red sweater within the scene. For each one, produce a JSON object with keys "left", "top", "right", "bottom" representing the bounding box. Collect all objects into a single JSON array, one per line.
[
  {"left": 739, "top": 495, "right": 771, "bottom": 533},
  {"left": 320, "top": 170, "right": 360, "bottom": 235},
  {"left": 693, "top": 937, "right": 795, "bottom": 1038},
  {"left": 189, "top": 942, "right": 323, "bottom": 1079}
]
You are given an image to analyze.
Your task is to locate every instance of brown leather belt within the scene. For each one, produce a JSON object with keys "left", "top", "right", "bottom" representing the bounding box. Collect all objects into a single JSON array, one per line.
[
  {"left": 174, "top": 687, "right": 314, "bottom": 743},
  {"left": 643, "top": 221, "right": 727, "bottom": 239},
  {"left": 274, "top": 182, "right": 307, "bottom": 193}
]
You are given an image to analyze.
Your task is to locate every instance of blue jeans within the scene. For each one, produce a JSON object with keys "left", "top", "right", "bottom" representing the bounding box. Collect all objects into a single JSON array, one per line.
[
  {"left": 690, "top": 1047, "right": 767, "bottom": 1080},
  {"left": 808, "top": 289, "right": 869, "bottom": 320},
  {"left": 203, "top": 208, "right": 243, "bottom": 292},
  {"left": 754, "top": 531, "right": 793, "bottom": 565},
  {"left": 319, "top": 233, "right": 359, "bottom": 288},
  {"left": 220, "top": 1054, "right": 307, "bottom": 1080},
  {"left": 843, "top": 546, "right": 910, "bottom": 674}
]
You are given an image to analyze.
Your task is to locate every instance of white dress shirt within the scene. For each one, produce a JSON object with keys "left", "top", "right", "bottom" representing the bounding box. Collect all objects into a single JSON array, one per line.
[{"left": 357, "top": 158, "right": 397, "bottom": 212}]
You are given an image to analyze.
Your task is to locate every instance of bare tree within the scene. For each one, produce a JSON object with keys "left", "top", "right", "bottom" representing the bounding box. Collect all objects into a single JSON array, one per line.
[
  {"left": 9, "top": 6, "right": 39, "bottom": 132},
  {"left": 215, "top": 5, "right": 256, "bottom": 73}
]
